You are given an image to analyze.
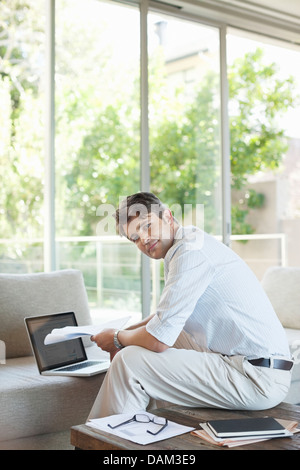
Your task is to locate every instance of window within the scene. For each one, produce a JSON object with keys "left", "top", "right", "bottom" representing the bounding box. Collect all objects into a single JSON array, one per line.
[
  {"left": 147, "top": 12, "right": 222, "bottom": 306},
  {"left": 0, "top": 0, "right": 45, "bottom": 273},
  {"left": 227, "top": 30, "right": 300, "bottom": 279},
  {"left": 55, "top": 0, "right": 141, "bottom": 320},
  {"left": 148, "top": 13, "right": 222, "bottom": 235}
]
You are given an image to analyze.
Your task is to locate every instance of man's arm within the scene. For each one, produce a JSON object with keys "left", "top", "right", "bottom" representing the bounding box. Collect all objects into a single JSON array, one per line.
[
  {"left": 91, "top": 314, "right": 169, "bottom": 356},
  {"left": 118, "top": 326, "right": 168, "bottom": 352}
]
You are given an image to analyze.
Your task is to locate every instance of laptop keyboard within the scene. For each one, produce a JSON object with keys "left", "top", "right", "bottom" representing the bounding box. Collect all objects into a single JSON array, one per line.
[{"left": 58, "top": 360, "right": 105, "bottom": 372}]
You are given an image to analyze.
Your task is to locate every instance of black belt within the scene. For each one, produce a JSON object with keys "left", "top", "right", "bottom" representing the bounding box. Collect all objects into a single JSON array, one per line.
[{"left": 248, "top": 358, "right": 293, "bottom": 371}]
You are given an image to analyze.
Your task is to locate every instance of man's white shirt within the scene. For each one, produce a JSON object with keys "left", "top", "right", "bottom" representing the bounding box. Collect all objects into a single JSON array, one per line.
[{"left": 146, "top": 226, "right": 290, "bottom": 359}]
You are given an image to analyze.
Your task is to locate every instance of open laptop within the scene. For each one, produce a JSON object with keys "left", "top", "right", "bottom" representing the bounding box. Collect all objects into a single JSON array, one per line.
[{"left": 25, "top": 312, "right": 110, "bottom": 377}]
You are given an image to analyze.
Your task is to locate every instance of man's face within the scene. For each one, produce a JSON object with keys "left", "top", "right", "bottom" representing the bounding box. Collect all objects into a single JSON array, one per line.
[{"left": 124, "top": 210, "right": 175, "bottom": 259}]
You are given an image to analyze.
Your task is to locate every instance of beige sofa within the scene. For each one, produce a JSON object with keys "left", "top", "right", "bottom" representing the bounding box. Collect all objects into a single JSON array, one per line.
[
  {"left": 0, "top": 269, "right": 106, "bottom": 450},
  {"left": 0, "top": 266, "right": 299, "bottom": 449},
  {"left": 261, "top": 266, "right": 300, "bottom": 405}
]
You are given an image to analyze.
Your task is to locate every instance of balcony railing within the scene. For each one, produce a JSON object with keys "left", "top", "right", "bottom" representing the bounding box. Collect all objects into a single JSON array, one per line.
[{"left": 0, "top": 233, "right": 286, "bottom": 320}]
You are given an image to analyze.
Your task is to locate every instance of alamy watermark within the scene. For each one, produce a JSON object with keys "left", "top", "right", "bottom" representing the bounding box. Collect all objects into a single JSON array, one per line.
[{"left": 95, "top": 198, "right": 205, "bottom": 242}]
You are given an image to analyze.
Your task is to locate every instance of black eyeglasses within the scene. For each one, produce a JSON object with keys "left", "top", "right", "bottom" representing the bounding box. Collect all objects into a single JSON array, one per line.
[{"left": 108, "top": 413, "right": 168, "bottom": 435}]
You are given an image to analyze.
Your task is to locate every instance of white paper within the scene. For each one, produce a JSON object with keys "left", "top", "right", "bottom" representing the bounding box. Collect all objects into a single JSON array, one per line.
[
  {"left": 44, "top": 316, "right": 131, "bottom": 345},
  {"left": 86, "top": 411, "right": 195, "bottom": 445}
]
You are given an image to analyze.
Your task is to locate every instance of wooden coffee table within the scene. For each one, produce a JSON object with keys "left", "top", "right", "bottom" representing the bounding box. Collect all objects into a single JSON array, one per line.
[{"left": 71, "top": 402, "right": 300, "bottom": 451}]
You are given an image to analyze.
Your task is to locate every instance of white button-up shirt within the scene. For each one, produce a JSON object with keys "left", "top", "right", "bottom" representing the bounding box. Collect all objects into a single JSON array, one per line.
[{"left": 146, "top": 226, "right": 290, "bottom": 359}]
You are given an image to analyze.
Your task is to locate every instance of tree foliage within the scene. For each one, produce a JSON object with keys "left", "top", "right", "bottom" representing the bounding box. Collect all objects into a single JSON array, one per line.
[
  {"left": 0, "top": 0, "right": 44, "bottom": 254},
  {"left": 229, "top": 48, "right": 293, "bottom": 190},
  {"left": 228, "top": 48, "right": 295, "bottom": 233}
]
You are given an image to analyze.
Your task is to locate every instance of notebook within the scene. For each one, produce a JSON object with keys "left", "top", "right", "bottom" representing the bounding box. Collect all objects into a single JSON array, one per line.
[
  {"left": 206, "top": 417, "right": 290, "bottom": 438},
  {"left": 25, "top": 312, "right": 110, "bottom": 377}
]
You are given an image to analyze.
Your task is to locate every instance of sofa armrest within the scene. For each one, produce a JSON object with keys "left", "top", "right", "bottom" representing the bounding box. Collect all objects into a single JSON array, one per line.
[
  {"left": 0, "top": 269, "right": 92, "bottom": 359},
  {"left": 261, "top": 267, "right": 300, "bottom": 329}
]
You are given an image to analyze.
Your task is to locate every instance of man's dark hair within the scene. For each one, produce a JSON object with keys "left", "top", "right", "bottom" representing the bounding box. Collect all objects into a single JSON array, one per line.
[{"left": 115, "top": 192, "right": 166, "bottom": 237}]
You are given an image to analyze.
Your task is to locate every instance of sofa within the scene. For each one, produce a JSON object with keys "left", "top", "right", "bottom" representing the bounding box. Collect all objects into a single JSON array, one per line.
[
  {"left": 261, "top": 266, "right": 300, "bottom": 405},
  {"left": 0, "top": 269, "right": 107, "bottom": 450},
  {"left": 0, "top": 266, "right": 299, "bottom": 450}
]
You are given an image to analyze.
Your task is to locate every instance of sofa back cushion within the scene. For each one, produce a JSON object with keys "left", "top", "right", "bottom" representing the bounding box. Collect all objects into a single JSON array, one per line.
[
  {"left": 0, "top": 269, "right": 92, "bottom": 358},
  {"left": 261, "top": 266, "right": 300, "bottom": 329}
]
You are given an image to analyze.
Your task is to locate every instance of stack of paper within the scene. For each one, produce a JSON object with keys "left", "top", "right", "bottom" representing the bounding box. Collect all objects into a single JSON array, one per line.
[{"left": 191, "top": 417, "right": 300, "bottom": 448}]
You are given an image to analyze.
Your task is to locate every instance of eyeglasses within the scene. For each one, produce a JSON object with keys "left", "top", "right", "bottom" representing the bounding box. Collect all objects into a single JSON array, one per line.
[{"left": 108, "top": 413, "right": 168, "bottom": 435}]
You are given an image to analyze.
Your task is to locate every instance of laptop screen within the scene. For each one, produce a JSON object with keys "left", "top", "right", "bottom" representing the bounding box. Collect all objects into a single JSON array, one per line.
[{"left": 25, "top": 312, "right": 87, "bottom": 373}]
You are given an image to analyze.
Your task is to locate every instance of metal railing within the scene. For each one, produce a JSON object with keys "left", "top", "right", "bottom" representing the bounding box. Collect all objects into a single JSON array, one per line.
[
  {"left": 230, "top": 233, "right": 286, "bottom": 266},
  {"left": 0, "top": 233, "right": 286, "bottom": 314}
]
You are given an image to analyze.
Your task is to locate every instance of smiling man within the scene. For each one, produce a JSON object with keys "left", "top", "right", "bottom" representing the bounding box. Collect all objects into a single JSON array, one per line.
[
  {"left": 89, "top": 192, "right": 293, "bottom": 419},
  {"left": 124, "top": 199, "right": 176, "bottom": 260}
]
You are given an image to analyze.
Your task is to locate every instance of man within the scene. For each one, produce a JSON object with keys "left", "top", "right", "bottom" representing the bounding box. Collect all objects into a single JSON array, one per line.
[{"left": 89, "top": 192, "right": 292, "bottom": 418}]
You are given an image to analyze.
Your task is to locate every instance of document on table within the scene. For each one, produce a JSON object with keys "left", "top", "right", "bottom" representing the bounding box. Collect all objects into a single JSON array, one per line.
[
  {"left": 44, "top": 316, "right": 131, "bottom": 345},
  {"left": 87, "top": 411, "right": 195, "bottom": 445}
]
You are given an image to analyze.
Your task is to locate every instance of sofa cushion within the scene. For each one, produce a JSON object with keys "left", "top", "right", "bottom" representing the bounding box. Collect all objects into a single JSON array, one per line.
[
  {"left": 0, "top": 354, "right": 105, "bottom": 441},
  {"left": 0, "top": 270, "right": 92, "bottom": 359},
  {"left": 261, "top": 267, "right": 300, "bottom": 329}
]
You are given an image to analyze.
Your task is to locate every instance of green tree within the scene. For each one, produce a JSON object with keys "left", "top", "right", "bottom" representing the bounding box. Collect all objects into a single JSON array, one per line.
[
  {"left": 0, "top": 0, "right": 44, "bottom": 251},
  {"left": 59, "top": 47, "right": 296, "bottom": 236},
  {"left": 150, "top": 70, "right": 221, "bottom": 234},
  {"left": 149, "top": 48, "right": 296, "bottom": 235},
  {"left": 58, "top": 101, "right": 140, "bottom": 236},
  {"left": 0, "top": 0, "right": 44, "bottom": 117},
  {"left": 228, "top": 48, "right": 296, "bottom": 234}
]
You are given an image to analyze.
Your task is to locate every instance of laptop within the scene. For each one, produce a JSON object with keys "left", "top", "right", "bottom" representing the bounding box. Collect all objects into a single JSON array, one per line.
[{"left": 25, "top": 312, "right": 110, "bottom": 377}]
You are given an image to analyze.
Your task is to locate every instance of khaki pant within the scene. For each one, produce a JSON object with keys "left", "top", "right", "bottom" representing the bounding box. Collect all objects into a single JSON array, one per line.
[{"left": 88, "top": 331, "right": 292, "bottom": 419}]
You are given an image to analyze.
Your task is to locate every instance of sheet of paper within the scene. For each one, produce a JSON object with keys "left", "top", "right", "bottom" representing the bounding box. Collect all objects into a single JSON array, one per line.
[
  {"left": 44, "top": 316, "right": 131, "bottom": 345},
  {"left": 86, "top": 411, "right": 195, "bottom": 445}
]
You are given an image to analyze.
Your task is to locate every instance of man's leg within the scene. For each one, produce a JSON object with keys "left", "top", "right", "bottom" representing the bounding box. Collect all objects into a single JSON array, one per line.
[{"left": 88, "top": 345, "right": 291, "bottom": 419}]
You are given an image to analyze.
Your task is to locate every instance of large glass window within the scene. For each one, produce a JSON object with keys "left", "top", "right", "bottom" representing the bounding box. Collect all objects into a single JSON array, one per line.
[
  {"left": 227, "top": 30, "right": 300, "bottom": 279},
  {"left": 55, "top": 0, "right": 141, "bottom": 320},
  {"left": 148, "top": 13, "right": 222, "bottom": 236},
  {"left": 147, "top": 14, "right": 222, "bottom": 306},
  {"left": 0, "top": 0, "right": 45, "bottom": 273}
]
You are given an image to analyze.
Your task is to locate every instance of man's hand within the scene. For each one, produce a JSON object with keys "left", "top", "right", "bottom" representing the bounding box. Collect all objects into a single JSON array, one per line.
[{"left": 91, "top": 328, "right": 120, "bottom": 361}]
